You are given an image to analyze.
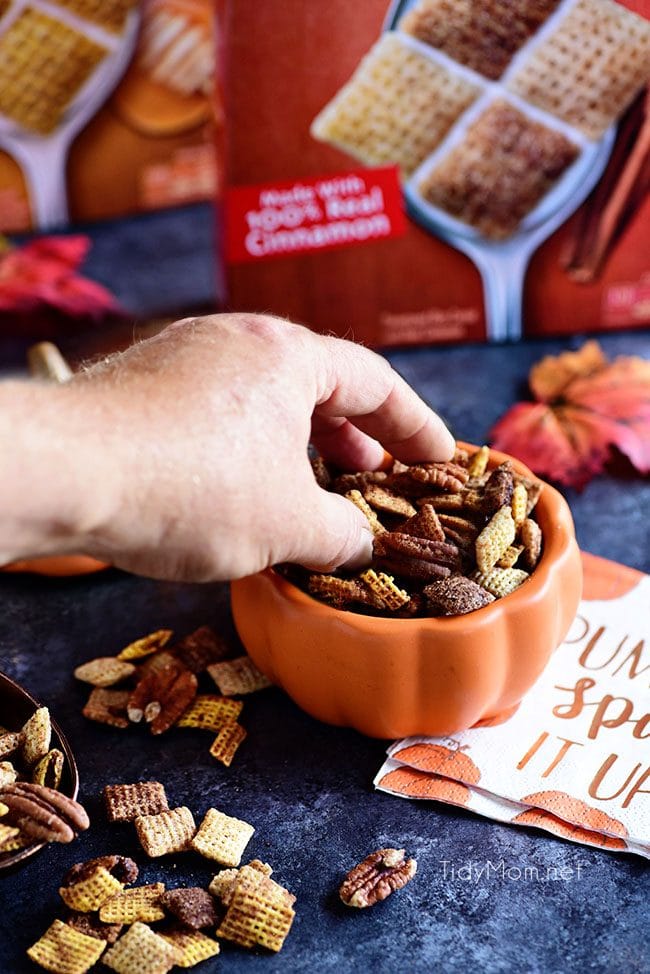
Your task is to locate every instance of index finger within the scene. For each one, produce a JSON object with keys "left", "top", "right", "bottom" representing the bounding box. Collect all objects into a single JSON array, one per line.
[{"left": 311, "top": 334, "right": 455, "bottom": 464}]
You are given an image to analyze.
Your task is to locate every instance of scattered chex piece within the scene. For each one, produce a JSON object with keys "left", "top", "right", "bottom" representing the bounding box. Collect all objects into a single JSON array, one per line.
[
  {"left": 59, "top": 865, "right": 125, "bottom": 912},
  {"left": 160, "top": 887, "right": 218, "bottom": 929},
  {"left": 158, "top": 929, "right": 220, "bottom": 968},
  {"left": 117, "top": 629, "right": 173, "bottom": 661},
  {"left": 191, "top": 807, "right": 254, "bottom": 866},
  {"left": 217, "top": 864, "right": 296, "bottom": 953},
  {"left": 467, "top": 445, "right": 489, "bottom": 478},
  {"left": 102, "top": 922, "right": 183, "bottom": 974},
  {"left": 27, "top": 918, "right": 106, "bottom": 974},
  {"left": 363, "top": 484, "right": 417, "bottom": 517},
  {"left": 21, "top": 707, "right": 51, "bottom": 767},
  {"left": 360, "top": 569, "right": 410, "bottom": 611},
  {"left": 209, "top": 722, "right": 247, "bottom": 767},
  {"left": 497, "top": 544, "right": 525, "bottom": 569},
  {"left": 82, "top": 688, "right": 130, "bottom": 729},
  {"left": 345, "top": 489, "right": 386, "bottom": 536},
  {"left": 135, "top": 806, "right": 196, "bottom": 858},
  {"left": 31, "top": 748, "right": 64, "bottom": 789},
  {"left": 0, "top": 821, "right": 20, "bottom": 848},
  {"left": 472, "top": 567, "right": 529, "bottom": 598},
  {"left": 209, "top": 859, "right": 273, "bottom": 905},
  {"left": 0, "top": 731, "right": 21, "bottom": 760},
  {"left": 475, "top": 505, "right": 516, "bottom": 574},
  {"left": 175, "top": 694, "right": 243, "bottom": 733},
  {"left": 65, "top": 912, "right": 123, "bottom": 945},
  {"left": 103, "top": 782, "right": 169, "bottom": 823},
  {"left": 99, "top": 883, "right": 166, "bottom": 924},
  {"left": 73, "top": 658, "right": 136, "bottom": 688},
  {"left": 207, "top": 656, "right": 271, "bottom": 696},
  {"left": 511, "top": 482, "right": 528, "bottom": 527}
]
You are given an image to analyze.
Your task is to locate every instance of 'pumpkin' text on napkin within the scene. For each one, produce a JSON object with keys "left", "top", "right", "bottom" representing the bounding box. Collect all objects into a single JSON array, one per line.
[{"left": 374, "top": 552, "right": 650, "bottom": 858}]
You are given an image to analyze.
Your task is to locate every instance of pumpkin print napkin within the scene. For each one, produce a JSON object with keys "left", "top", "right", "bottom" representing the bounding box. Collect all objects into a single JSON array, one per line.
[{"left": 374, "top": 552, "right": 650, "bottom": 858}]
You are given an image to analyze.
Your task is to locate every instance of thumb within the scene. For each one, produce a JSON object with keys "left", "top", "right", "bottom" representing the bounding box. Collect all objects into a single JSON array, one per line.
[{"left": 289, "top": 487, "right": 374, "bottom": 573}]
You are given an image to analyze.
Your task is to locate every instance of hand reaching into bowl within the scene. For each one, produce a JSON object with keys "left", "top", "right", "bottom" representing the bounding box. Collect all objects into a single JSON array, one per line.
[{"left": 0, "top": 314, "right": 453, "bottom": 581}]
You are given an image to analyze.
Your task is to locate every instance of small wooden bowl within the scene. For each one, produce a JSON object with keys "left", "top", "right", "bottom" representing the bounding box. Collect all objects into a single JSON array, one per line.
[
  {"left": 0, "top": 673, "right": 79, "bottom": 870},
  {"left": 231, "top": 446, "right": 582, "bottom": 738}
]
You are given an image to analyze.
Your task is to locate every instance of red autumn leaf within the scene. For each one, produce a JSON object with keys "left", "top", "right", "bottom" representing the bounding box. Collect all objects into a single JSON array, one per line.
[
  {"left": 0, "top": 234, "right": 121, "bottom": 319},
  {"left": 490, "top": 342, "right": 650, "bottom": 489}
]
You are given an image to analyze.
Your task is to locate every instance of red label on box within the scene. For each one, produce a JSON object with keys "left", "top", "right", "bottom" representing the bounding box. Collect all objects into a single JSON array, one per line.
[{"left": 225, "top": 166, "right": 405, "bottom": 263}]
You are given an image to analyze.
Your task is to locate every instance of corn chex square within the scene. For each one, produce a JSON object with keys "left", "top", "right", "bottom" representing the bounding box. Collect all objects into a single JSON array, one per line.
[
  {"left": 190, "top": 808, "right": 254, "bottom": 866},
  {"left": 217, "top": 868, "right": 296, "bottom": 953},
  {"left": 59, "top": 866, "right": 125, "bottom": 912},
  {"left": 209, "top": 722, "right": 247, "bottom": 767},
  {"left": 99, "top": 883, "right": 166, "bottom": 924},
  {"left": 158, "top": 929, "right": 220, "bottom": 968},
  {"left": 135, "top": 806, "right": 196, "bottom": 858},
  {"left": 117, "top": 629, "right": 173, "bottom": 661},
  {"left": 27, "top": 919, "right": 106, "bottom": 974},
  {"left": 175, "top": 695, "right": 243, "bottom": 733},
  {"left": 311, "top": 32, "right": 481, "bottom": 177},
  {"left": 102, "top": 922, "right": 182, "bottom": 974}
]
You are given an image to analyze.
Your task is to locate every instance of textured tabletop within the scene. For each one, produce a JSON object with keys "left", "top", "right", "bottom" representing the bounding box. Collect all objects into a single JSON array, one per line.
[{"left": 0, "top": 308, "right": 648, "bottom": 972}]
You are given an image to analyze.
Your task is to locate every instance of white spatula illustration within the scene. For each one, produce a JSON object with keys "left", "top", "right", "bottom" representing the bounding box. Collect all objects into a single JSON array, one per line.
[
  {"left": 0, "top": 2, "right": 139, "bottom": 229},
  {"left": 385, "top": 0, "right": 616, "bottom": 340},
  {"left": 405, "top": 115, "right": 615, "bottom": 341}
]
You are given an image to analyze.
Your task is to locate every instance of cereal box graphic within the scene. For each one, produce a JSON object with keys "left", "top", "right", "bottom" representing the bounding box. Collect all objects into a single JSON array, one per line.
[
  {"left": 0, "top": 0, "right": 218, "bottom": 231},
  {"left": 223, "top": 0, "right": 650, "bottom": 345}
]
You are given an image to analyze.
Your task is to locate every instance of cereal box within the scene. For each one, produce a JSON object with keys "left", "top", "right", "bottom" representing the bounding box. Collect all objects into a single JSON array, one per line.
[
  {"left": 221, "top": 0, "right": 650, "bottom": 345},
  {"left": 0, "top": 0, "right": 219, "bottom": 231}
]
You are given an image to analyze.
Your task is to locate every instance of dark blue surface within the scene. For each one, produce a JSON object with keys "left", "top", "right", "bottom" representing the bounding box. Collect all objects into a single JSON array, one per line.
[{"left": 0, "top": 325, "right": 649, "bottom": 973}]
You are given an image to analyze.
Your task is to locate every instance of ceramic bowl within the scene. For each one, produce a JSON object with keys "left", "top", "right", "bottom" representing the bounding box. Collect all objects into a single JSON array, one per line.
[
  {"left": 230, "top": 447, "right": 582, "bottom": 738},
  {"left": 0, "top": 673, "right": 79, "bottom": 870},
  {"left": 1, "top": 555, "right": 108, "bottom": 577}
]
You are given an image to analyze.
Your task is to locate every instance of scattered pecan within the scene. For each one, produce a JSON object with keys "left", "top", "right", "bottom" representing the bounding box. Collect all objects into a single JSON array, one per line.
[
  {"left": 127, "top": 661, "right": 196, "bottom": 732},
  {"left": 150, "top": 669, "right": 198, "bottom": 735},
  {"left": 381, "top": 533, "right": 462, "bottom": 570},
  {"left": 339, "top": 848, "right": 417, "bottom": 908}
]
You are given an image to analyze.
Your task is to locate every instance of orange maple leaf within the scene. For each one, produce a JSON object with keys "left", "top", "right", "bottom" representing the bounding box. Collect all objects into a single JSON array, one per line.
[{"left": 490, "top": 341, "right": 650, "bottom": 489}]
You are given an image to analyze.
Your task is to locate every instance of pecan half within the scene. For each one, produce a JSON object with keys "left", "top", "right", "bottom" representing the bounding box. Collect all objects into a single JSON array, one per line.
[
  {"left": 481, "top": 462, "right": 514, "bottom": 514},
  {"left": 127, "top": 662, "right": 197, "bottom": 734},
  {"left": 339, "top": 848, "right": 417, "bottom": 908},
  {"left": 407, "top": 461, "right": 470, "bottom": 492},
  {"left": 0, "top": 782, "right": 89, "bottom": 843}
]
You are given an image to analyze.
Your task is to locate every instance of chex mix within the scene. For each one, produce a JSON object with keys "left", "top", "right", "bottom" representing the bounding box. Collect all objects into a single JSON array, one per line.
[
  {"left": 0, "top": 706, "right": 89, "bottom": 857},
  {"left": 75, "top": 626, "right": 271, "bottom": 768},
  {"left": 27, "top": 780, "right": 297, "bottom": 971},
  {"left": 300, "top": 445, "right": 544, "bottom": 617}
]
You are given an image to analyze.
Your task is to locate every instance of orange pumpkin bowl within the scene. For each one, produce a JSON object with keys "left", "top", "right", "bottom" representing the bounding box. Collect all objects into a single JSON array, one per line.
[{"left": 230, "top": 445, "right": 582, "bottom": 738}]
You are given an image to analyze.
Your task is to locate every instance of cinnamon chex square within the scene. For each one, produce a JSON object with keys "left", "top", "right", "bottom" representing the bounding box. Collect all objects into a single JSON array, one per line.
[{"left": 103, "top": 782, "right": 169, "bottom": 823}]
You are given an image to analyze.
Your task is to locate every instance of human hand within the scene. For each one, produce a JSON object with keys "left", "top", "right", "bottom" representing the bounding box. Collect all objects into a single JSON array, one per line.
[{"left": 0, "top": 315, "right": 453, "bottom": 581}]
